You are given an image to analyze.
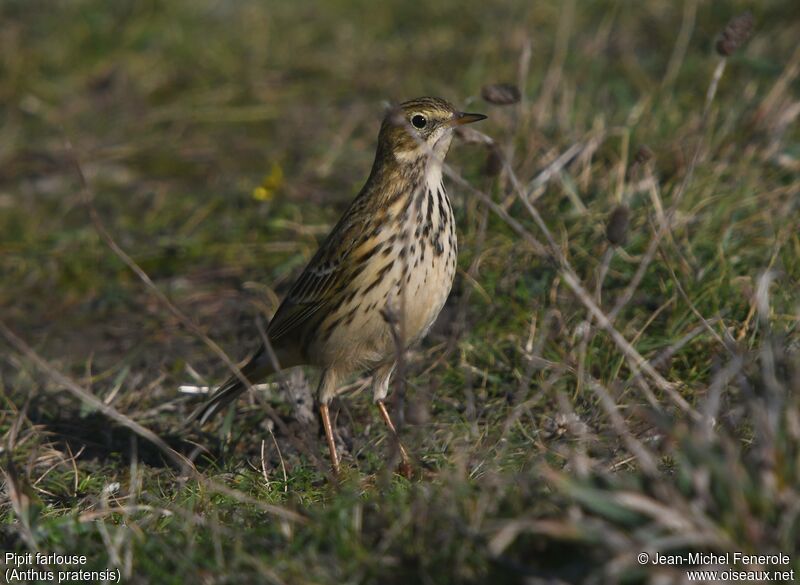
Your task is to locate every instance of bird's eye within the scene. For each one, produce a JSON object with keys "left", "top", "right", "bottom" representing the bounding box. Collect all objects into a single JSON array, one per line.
[{"left": 411, "top": 114, "right": 427, "bottom": 129}]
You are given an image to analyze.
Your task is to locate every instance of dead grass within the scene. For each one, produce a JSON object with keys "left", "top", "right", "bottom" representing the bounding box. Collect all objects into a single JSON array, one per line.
[{"left": 1, "top": 0, "right": 799, "bottom": 583}]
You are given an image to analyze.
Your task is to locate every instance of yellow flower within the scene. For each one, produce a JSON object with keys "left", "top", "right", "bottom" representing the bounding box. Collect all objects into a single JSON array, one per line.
[{"left": 252, "top": 162, "right": 283, "bottom": 201}]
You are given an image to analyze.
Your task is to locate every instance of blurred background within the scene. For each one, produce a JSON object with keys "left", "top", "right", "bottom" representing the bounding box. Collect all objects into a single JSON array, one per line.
[{"left": 1, "top": 0, "right": 798, "bottom": 583}]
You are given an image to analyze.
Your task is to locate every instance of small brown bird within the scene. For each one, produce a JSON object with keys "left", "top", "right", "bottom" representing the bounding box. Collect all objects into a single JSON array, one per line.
[{"left": 193, "top": 97, "right": 486, "bottom": 475}]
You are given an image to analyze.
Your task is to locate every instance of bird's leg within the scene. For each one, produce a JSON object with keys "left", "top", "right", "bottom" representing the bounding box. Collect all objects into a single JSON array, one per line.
[
  {"left": 373, "top": 364, "right": 413, "bottom": 478},
  {"left": 376, "top": 399, "right": 413, "bottom": 478},
  {"left": 319, "top": 403, "right": 340, "bottom": 476},
  {"left": 317, "top": 369, "right": 341, "bottom": 476}
]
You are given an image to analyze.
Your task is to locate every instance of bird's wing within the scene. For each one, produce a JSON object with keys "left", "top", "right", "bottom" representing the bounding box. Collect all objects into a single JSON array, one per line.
[
  {"left": 264, "top": 169, "right": 403, "bottom": 343},
  {"left": 266, "top": 215, "right": 362, "bottom": 342}
]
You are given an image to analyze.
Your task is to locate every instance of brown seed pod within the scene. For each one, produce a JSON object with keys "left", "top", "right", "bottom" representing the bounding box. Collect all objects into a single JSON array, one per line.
[
  {"left": 484, "top": 144, "right": 504, "bottom": 177},
  {"left": 606, "top": 205, "right": 630, "bottom": 247},
  {"left": 627, "top": 145, "right": 655, "bottom": 180},
  {"left": 633, "top": 145, "right": 654, "bottom": 166},
  {"left": 716, "top": 12, "right": 754, "bottom": 56},
  {"left": 481, "top": 83, "right": 521, "bottom": 105}
]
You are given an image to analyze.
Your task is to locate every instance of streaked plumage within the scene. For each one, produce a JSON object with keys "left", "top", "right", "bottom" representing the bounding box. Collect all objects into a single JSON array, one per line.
[{"left": 193, "top": 97, "right": 486, "bottom": 475}]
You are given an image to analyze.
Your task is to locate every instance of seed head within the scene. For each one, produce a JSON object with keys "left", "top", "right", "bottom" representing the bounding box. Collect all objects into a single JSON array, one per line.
[
  {"left": 633, "top": 145, "right": 654, "bottom": 166},
  {"left": 484, "top": 144, "right": 504, "bottom": 177},
  {"left": 481, "top": 83, "right": 521, "bottom": 106},
  {"left": 627, "top": 145, "right": 655, "bottom": 180},
  {"left": 716, "top": 12, "right": 754, "bottom": 57},
  {"left": 606, "top": 204, "right": 630, "bottom": 247}
]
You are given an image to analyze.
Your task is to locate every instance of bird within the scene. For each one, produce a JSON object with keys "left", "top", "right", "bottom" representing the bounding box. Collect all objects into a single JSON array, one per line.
[{"left": 192, "top": 97, "right": 487, "bottom": 476}]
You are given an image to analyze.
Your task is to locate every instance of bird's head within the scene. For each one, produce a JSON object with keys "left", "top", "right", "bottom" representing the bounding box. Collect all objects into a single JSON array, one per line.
[{"left": 377, "top": 97, "right": 486, "bottom": 165}]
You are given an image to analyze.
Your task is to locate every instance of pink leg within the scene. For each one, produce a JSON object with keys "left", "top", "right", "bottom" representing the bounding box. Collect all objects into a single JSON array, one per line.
[
  {"left": 319, "top": 403, "right": 340, "bottom": 476},
  {"left": 376, "top": 400, "right": 413, "bottom": 479}
]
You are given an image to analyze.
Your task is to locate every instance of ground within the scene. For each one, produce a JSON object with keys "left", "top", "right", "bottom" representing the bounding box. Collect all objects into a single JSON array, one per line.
[{"left": 1, "top": 0, "right": 799, "bottom": 583}]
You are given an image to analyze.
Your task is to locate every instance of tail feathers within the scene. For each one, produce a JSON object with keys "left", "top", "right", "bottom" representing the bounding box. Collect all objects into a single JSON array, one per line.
[
  {"left": 189, "top": 349, "right": 271, "bottom": 425},
  {"left": 190, "top": 374, "right": 248, "bottom": 425}
]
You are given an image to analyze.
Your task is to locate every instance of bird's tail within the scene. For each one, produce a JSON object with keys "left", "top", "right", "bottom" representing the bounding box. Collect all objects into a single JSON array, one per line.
[{"left": 189, "top": 348, "right": 273, "bottom": 425}]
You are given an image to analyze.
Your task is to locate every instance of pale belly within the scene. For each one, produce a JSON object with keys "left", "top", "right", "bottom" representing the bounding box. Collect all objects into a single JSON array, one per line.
[
  {"left": 321, "top": 248, "right": 454, "bottom": 369},
  {"left": 312, "top": 182, "right": 457, "bottom": 373}
]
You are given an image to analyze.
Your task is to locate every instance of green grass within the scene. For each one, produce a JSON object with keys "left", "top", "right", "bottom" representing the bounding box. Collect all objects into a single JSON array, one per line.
[{"left": 1, "top": 0, "right": 799, "bottom": 583}]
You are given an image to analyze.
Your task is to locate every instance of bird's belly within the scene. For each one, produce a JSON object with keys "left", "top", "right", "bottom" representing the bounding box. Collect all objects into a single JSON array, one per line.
[
  {"left": 314, "top": 235, "right": 456, "bottom": 372},
  {"left": 310, "top": 181, "right": 457, "bottom": 373},
  {"left": 397, "top": 246, "right": 455, "bottom": 344}
]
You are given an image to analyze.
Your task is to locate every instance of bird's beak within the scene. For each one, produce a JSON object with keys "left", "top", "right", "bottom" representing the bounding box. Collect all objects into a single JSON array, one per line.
[{"left": 451, "top": 112, "right": 488, "bottom": 126}]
